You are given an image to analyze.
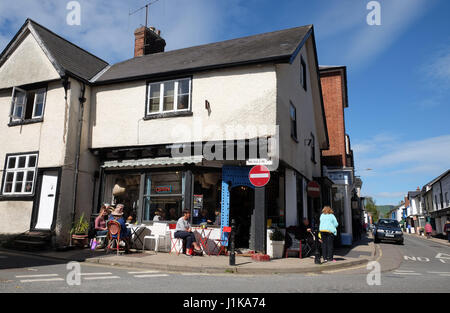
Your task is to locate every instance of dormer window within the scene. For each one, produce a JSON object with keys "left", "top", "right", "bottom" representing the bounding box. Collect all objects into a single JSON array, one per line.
[{"left": 10, "top": 86, "right": 47, "bottom": 124}]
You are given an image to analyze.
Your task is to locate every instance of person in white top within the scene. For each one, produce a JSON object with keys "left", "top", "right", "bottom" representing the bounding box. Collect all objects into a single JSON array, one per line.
[{"left": 174, "top": 209, "right": 202, "bottom": 256}]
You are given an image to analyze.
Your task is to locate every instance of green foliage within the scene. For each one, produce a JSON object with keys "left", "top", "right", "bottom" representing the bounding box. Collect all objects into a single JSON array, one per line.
[
  {"left": 365, "top": 197, "right": 380, "bottom": 222},
  {"left": 70, "top": 213, "right": 89, "bottom": 235},
  {"left": 270, "top": 228, "right": 284, "bottom": 241}
]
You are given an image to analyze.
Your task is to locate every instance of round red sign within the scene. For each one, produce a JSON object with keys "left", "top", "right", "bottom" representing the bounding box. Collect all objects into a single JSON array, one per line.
[
  {"left": 307, "top": 181, "right": 321, "bottom": 198},
  {"left": 249, "top": 165, "right": 270, "bottom": 187}
]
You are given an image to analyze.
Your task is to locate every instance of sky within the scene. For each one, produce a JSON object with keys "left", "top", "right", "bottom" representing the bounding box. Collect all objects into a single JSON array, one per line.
[{"left": 0, "top": 0, "right": 449, "bottom": 205}]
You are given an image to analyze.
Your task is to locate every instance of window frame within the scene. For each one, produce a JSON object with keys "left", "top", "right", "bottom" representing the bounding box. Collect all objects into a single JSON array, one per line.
[
  {"left": 145, "top": 77, "right": 192, "bottom": 117},
  {"left": 9, "top": 86, "right": 47, "bottom": 125},
  {"left": 289, "top": 101, "right": 298, "bottom": 142},
  {"left": 310, "top": 132, "right": 316, "bottom": 163},
  {"left": 1, "top": 152, "right": 39, "bottom": 197},
  {"left": 300, "top": 56, "right": 307, "bottom": 91}
]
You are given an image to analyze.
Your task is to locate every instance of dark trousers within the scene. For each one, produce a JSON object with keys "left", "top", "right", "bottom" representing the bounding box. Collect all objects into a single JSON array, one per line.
[
  {"left": 321, "top": 232, "right": 334, "bottom": 261},
  {"left": 447, "top": 232, "right": 450, "bottom": 242},
  {"left": 174, "top": 231, "right": 196, "bottom": 250}
]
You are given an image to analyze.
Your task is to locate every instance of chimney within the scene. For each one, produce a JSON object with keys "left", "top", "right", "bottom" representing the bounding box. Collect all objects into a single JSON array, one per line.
[{"left": 134, "top": 26, "right": 166, "bottom": 57}]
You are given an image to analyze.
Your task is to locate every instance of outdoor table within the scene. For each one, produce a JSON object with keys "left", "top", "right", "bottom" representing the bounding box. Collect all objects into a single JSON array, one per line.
[
  {"left": 193, "top": 227, "right": 213, "bottom": 255},
  {"left": 127, "top": 224, "right": 147, "bottom": 249}
]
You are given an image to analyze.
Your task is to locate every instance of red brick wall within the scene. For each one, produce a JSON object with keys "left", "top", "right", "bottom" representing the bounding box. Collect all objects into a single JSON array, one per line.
[{"left": 320, "top": 72, "right": 347, "bottom": 167}]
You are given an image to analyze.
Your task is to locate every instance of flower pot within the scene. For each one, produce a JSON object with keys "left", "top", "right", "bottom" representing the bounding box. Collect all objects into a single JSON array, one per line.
[
  {"left": 72, "top": 234, "right": 88, "bottom": 248},
  {"left": 269, "top": 240, "right": 285, "bottom": 259}
]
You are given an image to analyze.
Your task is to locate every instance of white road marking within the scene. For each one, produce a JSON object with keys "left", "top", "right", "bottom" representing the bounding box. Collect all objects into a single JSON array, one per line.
[
  {"left": 393, "top": 270, "right": 415, "bottom": 273},
  {"left": 77, "top": 272, "right": 112, "bottom": 276},
  {"left": 439, "top": 274, "right": 450, "bottom": 277},
  {"left": 20, "top": 278, "right": 64, "bottom": 283},
  {"left": 133, "top": 274, "right": 169, "bottom": 278},
  {"left": 392, "top": 272, "right": 421, "bottom": 276},
  {"left": 16, "top": 274, "right": 59, "bottom": 278},
  {"left": 427, "top": 271, "right": 450, "bottom": 274},
  {"left": 83, "top": 276, "right": 120, "bottom": 280},
  {"left": 127, "top": 270, "right": 160, "bottom": 274}
]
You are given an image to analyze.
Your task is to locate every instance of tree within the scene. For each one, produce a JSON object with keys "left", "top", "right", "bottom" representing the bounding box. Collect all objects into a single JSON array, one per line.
[{"left": 365, "top": 197, "right": 379, "bottom": 222}]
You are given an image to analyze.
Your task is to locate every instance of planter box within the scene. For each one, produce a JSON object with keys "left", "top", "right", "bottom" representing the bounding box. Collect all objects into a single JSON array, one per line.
[{"left": 268, "top": 241, "right": 285, "bottom": 259}]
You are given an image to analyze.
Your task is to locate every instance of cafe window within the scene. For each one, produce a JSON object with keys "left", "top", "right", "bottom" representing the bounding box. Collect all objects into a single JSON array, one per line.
[
  {"left": 102, "top": 174, "right": 141, "bottom": 222},
  {"left": 192, "top": 172, "right": 221, "bottom": 225},
  {"left": 146, "top": 78, "right": 191, "bottom": 115},
  {"left": 142, "top": 171, "right": 184, "bottom": 222},
  {"left": 2, "top": 153, "right": 38, "bottom": 195}
]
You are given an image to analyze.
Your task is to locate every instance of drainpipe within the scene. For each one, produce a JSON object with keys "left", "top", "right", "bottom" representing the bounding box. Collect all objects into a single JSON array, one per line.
[{"left": 70, "top": 82, "right": 87, "bottom": 229}]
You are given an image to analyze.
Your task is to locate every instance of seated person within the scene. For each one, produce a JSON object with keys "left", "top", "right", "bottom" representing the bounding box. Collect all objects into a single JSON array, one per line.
[
  {"left": 174, "top": 209, "right": 202, "bottom": 256},
  {"left": 108, "top": 204, "right": 131, "bottom": 251},
  {"left": 95, "top": 205, "right": 109, "bottom": 237},
  {"left": 168, "top": 207, "right": 178, "bottom": 221},
  {"left": 299, "top": 218, "right": 315, "bottom": 246},
  {"left": 213, "top": 208, "right": 221, "bottom": 226},
  {"left": 199, "top": 210, "right": 210, "bottom": 224},
  {"left": 153, "top": 208, "right": 166, "bottom": 221}
]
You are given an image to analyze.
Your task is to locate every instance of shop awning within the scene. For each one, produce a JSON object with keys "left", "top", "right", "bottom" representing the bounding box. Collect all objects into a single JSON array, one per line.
[{"left": 101, "top": 155, "right": 203, "bottom": 169}]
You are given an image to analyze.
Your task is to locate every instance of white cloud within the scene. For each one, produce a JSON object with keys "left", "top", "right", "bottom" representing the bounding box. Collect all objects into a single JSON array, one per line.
[
  {"left": 0, "top": 0, "right": 245, "bottom": 63},
  {"left": 375, "top": 191, "right": 406, "bottom": 199}
]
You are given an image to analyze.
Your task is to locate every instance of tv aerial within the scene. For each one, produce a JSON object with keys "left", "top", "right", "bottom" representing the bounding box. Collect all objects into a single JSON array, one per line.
[{"left": 129, "top": 0, "right": 161, "bottom": 29}]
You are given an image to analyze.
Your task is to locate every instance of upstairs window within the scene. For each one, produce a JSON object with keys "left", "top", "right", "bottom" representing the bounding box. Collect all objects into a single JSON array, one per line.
[
  {"left": 146, "top": 78, "right": 191, "bottom": 115},
  {"left": 290, "top": 101, "right": 298, "bottom": 142},
  {"left": 300, "top": 56, "right": 307, "bottom": 91},
  {"left": 310, "top": 132, "right": 316, "bottom": 163},
  {"left": 2, "top": 153, "right": 38, "bottom": 196},
  {"left": 10, "top": 87, "right": 46, "bottom": 122}
]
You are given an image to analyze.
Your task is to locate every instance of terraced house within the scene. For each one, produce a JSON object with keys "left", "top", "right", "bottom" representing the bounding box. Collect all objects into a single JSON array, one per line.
[{"left": 0, "top": 19, "right": 329, "bottom": 253}]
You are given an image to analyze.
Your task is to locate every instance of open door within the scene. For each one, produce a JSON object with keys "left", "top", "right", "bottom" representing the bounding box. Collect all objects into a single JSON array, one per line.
[{"left": 32, "top": 170, "right": 59, "bottom": 231}]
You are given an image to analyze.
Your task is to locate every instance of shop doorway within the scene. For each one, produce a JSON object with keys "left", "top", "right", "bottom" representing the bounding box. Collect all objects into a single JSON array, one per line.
[{"left": 229, "top": 186, "right": 254, "bottom": 249}]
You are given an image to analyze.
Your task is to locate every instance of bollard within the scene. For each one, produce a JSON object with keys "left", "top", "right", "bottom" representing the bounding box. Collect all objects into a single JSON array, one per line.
[{"left": 229, "top": 218, "right": 236, "bottom": 266}]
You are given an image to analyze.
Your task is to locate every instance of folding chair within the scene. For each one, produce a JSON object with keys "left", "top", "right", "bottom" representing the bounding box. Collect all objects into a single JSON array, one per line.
[
  {"left": 284, "top": 232, "right": 302, "bottom": 258},
  {"left": 213, "top": 226, "right": 231, "bottom": 255},
  {"left": 168, "top": 224, "right": 184, "bottom": 255},
  {"left": 301, "top": 232, "right": 315, "bottom": 257},
  {"left": 106, "top": 220, "right": 124, "bottom": 256}
]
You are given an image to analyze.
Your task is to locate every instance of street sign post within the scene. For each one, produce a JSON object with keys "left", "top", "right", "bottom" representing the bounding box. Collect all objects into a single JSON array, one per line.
[{"left": 249, "top": 165, "right": 270, "bottom": 187}]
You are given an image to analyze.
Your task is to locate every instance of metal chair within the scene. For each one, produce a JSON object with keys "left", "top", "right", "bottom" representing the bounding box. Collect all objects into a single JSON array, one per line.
[
  {"left": 213, "top": 226, "right": 231, "bottom": 255},
  {"left": 143, "top": 222, "right": 170, "bottom": 253}
]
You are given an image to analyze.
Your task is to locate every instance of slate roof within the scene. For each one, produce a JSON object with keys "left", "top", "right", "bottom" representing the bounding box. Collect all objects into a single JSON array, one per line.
[
  {"left": 29, "top": 20, "right": 109, "bottom": 81},
  {"left": 0, "top": 19, "right": 109, "bottom": 82},
  {"left": 95, "top": 25, "right": 312, "bottom": 83}
]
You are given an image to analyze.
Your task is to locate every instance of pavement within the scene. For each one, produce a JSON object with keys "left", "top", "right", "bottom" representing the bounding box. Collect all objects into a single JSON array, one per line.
[
  {"left": 0, "top": 236, "right": 375, "bottom": 275},
  {"left": 403, "top": 232, "right": 450, "bottom": 247}
]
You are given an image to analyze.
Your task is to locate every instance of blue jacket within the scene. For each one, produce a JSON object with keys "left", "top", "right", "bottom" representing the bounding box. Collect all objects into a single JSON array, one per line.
[{"left": 319, "top": 213, "right": 338, "bottom": 236}]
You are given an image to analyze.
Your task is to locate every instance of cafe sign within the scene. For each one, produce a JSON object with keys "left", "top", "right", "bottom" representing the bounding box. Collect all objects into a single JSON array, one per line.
[{"left": 155, "top": 185, "right": 172, "bottom": 193}]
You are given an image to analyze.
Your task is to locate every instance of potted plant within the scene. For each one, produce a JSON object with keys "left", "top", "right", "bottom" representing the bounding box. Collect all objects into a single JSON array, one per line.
[
  {"left": 70, "top": 213, "right": 90, "bottom": 247},
  {"left": 268, "top": 228, "right": 285, "bottom": 259}
]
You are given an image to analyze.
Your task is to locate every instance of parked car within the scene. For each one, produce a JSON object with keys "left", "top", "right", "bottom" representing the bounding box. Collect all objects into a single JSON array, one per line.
[{"left": 373, "top": 219, "right": 404, "bottom": 245}]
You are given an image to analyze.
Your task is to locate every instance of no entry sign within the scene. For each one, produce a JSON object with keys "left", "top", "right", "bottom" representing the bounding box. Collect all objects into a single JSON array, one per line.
[
  {"left": 249, "top": 165, "right": 270, "bottom": 187},
  {"left": 307, "top": 181, "right": 321, "bottom": 198}
]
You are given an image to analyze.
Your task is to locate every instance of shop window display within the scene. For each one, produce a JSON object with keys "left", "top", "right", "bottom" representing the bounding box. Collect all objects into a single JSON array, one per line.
[{"left": 192, "top": 172, "right": 221, "bottom": 225}]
